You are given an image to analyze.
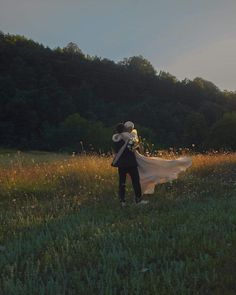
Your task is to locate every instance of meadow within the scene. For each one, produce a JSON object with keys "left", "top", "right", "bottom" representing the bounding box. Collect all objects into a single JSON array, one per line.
[{"left": 0, "top": 149, "right": 236, "bottom": 295}]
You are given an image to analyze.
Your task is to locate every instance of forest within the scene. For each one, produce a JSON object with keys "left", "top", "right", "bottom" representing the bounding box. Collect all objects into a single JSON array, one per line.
[{"left": 0, "top": 31, "right": 236, "bottom": 152}]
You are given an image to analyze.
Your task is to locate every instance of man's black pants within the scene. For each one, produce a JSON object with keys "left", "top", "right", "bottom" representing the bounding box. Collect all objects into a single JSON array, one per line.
[{"left": 118, "top": 166, "right": 142, "bottom": 203}]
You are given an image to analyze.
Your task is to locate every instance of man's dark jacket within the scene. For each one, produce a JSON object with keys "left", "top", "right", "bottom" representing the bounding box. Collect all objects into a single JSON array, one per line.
[{"left": 112, "top": 138, "right": 138, "bottom": 167}]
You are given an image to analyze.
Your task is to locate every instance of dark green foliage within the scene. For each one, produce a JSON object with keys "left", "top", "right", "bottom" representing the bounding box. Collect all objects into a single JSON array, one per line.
[
  {"left": 0, "top": 32, "right": 236, "bottom": 151},
  {"left": 43, "top": 113, "right": 112, "bottom": 152},
  {"left": 118, "top": 55, "right": 156, "bottom": 76},
  {"left": 208, "top": 112, "right": 236, "bottom": 150},
  {"left": 184, "top": 112, "right": 209, "bottom": 149}
]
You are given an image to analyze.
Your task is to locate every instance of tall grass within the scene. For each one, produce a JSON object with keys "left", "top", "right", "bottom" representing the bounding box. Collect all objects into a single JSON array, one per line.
[{"left": 0, "top": 150, "right": 236, "bottom": 295}]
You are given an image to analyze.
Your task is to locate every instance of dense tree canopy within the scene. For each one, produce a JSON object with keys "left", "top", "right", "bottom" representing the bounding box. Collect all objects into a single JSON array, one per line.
[{"left": 0, "top": 32, "right": 236, "bottom": 152}]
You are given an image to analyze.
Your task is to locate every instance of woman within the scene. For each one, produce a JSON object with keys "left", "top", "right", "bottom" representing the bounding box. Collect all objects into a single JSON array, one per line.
[{"left": 123, "top": 121, "right": 192, "bottom": 194}]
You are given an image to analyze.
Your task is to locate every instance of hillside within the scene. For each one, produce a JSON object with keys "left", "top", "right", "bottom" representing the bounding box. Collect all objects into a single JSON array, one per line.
[{"left": 0, "top": 31, "right": 236, "bottom": 152}]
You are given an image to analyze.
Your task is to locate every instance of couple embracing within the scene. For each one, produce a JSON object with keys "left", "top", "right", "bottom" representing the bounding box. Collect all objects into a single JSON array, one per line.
[{"left": 111, "top": 121, "right": 192, "bottom": 207}]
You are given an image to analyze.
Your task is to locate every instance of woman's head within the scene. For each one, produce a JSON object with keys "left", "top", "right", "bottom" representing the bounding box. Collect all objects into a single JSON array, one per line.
[{"left": 115, "top": 122, "right": 125, "bottom": 134}]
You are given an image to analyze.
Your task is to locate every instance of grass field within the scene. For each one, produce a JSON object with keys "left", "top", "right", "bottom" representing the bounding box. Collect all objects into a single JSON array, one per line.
[{"left": 0, "top": 149, "right": 236, "bottom": 295}]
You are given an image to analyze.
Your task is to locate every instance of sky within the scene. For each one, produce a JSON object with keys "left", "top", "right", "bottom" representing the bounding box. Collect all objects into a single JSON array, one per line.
[{"left": 0, "top": 0, "right": 236, "bottom": 91}]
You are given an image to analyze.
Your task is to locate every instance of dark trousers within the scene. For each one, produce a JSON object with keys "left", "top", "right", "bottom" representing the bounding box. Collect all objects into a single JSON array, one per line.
[{"left": 118, "top": 166, "right": 142, "bottom": 203}]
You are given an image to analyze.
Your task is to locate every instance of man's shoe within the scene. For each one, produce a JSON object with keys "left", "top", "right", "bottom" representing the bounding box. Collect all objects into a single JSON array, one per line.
[
  {"left": 120, "top": 202, "right": 126, "bottom": 207},
  {"left": 136, "top": 200, "right": 149, "bottom": 205}
]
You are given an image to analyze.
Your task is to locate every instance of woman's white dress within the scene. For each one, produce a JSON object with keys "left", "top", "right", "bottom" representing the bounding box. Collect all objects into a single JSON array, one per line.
[
  {"left": 135, "top": 150, "right": 192, "bottom": 194},
  {"left": 121, "top": 130, "right": 192, "bottom": 194}
]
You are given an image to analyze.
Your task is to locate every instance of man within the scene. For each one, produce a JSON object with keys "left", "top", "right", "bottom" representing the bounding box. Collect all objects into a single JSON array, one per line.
[{"left": 111, "top": 122, "right": 148, "bottom": 207}]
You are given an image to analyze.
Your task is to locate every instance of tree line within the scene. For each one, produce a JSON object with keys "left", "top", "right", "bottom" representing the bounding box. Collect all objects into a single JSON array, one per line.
[{"left": 0, "top": 31, "right": 236, "bottom": 152}]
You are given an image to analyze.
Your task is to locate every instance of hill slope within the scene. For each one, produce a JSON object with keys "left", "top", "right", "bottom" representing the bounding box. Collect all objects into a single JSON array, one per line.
[{"left": 0, "top": 32, "right": 236, "bottom": 151}]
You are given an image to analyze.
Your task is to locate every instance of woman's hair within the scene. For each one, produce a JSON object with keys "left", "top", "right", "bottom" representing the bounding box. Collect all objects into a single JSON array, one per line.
[{"left": 115, "top": 123, "right": 124, "bottom": 133}]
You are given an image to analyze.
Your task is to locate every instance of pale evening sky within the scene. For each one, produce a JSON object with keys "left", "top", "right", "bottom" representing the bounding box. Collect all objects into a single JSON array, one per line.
[{"left": 0, "top": 0, "right": 236, "bottom": 91}]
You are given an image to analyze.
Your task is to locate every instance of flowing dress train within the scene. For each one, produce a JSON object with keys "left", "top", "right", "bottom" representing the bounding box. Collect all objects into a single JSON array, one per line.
[{"left": 135, "top": 150, "right": 192, "bottom": 194}]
